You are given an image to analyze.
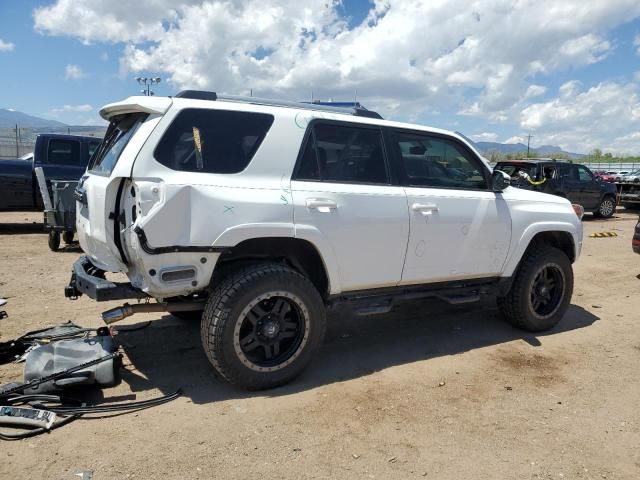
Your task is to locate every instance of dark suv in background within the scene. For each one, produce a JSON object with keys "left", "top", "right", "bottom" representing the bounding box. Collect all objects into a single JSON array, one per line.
[{"left": 494, "top": 159, "right": 618, "bottom": 218}]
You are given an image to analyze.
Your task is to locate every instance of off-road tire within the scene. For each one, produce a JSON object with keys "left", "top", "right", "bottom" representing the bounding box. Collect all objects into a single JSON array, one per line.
[
  {"left": 594, "top": 196, "right": 616, "bottom": 218},
  {"left": 201, "top": 263, "right": 326, "bottom": 390},
  {"left": 48, "top": 231, "right": 60, "bottom": 251},
  {"left": 497, "top": 245, "right": 573, "bottom": 332}
]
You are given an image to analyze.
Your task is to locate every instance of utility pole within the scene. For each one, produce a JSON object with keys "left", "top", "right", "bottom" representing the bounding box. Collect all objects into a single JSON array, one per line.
[
  {"left": 14, "top": 123, "right": 18, "bottom": 158},
  {"left": 526, "top": 134, "right": 534, "bottom": 158}
]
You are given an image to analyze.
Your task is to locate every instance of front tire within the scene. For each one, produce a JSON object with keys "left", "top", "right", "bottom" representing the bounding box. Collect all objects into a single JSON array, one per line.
[
  {"left": 594, "top": 196, "right": 616, "bottom": 218},
  {"left": 497, "top": 245, "right": 573, "bottom": 332},
  {"left": 201, "top": 263, "right": 326, "bottom": 390}
]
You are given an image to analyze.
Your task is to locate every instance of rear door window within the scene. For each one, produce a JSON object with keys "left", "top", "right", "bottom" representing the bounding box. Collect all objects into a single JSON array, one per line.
[
  {"left": 47, "top": 139, "right": 80, "bottom": 166},
  {"left": 89, "top": 113, "right": 148, "bottom": 175},
  {"left": 295, "top": 122, "right": 389, "bottom": 184},
  {"left": 154, "top": 109, "right": 274, "bottom": 174}
]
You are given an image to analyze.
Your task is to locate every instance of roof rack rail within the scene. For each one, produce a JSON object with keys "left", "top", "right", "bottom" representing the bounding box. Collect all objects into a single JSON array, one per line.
[{"left": 173, "top": 90, "right": 383, "bottom": 120}]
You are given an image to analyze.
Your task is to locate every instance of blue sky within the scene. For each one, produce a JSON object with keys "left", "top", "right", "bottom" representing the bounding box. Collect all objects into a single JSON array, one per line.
[{"left": 1, "top": 1, "right": 640, "bottom": 153}]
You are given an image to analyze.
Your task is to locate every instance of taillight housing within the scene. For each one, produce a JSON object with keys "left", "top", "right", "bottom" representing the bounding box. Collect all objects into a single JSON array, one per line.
[{"left": 572, "top": 204, "right": 585, "bottom": 220}]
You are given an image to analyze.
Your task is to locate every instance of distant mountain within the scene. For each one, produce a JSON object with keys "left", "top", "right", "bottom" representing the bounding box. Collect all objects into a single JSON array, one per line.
[
  {"left": 0, "top": 108, "right": 67, "bottom": 129},
  {"left": 473, "top": 141, "right": 584, "bottom": 159}
]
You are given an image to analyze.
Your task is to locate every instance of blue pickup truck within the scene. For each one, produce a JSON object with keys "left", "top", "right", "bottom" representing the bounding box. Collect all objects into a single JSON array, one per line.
[{"left": 0, "top": 133, "right": 101, "bottom": 211}]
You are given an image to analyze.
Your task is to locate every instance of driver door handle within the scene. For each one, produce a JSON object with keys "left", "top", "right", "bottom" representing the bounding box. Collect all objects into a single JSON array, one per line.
[
  {"left": 412, "top": 203, "right": 439, "bottom": 215},
  {"left": 306, "top": 198, "right": 338, "bottom": 211}
]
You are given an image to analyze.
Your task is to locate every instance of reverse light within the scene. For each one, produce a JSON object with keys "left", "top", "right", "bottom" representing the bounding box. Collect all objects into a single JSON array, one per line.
[{"left": 572, "top": 204, "right": 585, "bottom": 220}]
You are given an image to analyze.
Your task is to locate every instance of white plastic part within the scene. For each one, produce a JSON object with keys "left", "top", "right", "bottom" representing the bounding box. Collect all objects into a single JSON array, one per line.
[{"left": 0, "top": 406, "right": 57, "bottom": 430}]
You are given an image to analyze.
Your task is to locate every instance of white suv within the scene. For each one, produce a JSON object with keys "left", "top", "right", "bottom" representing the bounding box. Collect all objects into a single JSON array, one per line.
[{"left": 66, "top": 91, "right": 583, "bottom": 389}]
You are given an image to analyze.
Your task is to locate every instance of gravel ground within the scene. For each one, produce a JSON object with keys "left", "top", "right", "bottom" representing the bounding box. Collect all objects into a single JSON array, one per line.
[{"left": 0, "top": 210, "right": 639, "bottom": 480}]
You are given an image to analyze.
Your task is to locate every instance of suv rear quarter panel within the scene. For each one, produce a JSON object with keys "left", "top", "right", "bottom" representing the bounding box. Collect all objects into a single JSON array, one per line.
[{"left": 125, "top": 101, "right": 311, "bottom": 296}]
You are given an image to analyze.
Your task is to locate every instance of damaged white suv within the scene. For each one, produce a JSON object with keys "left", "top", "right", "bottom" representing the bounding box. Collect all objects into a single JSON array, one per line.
[{"left": 66, "top": 91, "right": 583, "bottom": 389}]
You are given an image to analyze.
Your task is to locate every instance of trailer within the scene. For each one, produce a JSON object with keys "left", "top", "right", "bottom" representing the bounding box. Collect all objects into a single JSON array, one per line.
[
  {"left": 34, "top": 167, "right": 78, "bottom": 251},
  {"left": 617, "top": 182, "right": 640, "bottom": 210}
]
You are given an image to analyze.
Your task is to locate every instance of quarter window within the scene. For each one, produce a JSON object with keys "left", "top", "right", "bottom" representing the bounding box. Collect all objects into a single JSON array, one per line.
[
  {"left": 391, "top": 131, "right": 487, "bottom": 189},
  {"left": 296, "top": 123, "right": 389, "bottom": 184},
  {"left": 154, "top": 109, "right": 274, "bottom": 174}
]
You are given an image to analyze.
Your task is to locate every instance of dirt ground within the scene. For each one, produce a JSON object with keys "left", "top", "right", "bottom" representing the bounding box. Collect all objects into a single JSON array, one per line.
[{"left": 0, "top": 210, "right": 639, "bottom": 480}]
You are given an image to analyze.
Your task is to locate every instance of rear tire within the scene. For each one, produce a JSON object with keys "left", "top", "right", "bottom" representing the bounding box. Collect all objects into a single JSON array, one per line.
[
  {"left": 497, "top": 245, "right": 573, "bottom": 332},
  {"left": 201, "top": 263, "right": 326, "bottom": 390},
  {"left": 594, "top": 196, "right": 616, "bottom": 218},
  {"left": 48, "top": 231, "right": 60, "bottom": 251}
]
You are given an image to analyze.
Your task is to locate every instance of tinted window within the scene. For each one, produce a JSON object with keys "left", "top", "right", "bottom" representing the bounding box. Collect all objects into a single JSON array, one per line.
[
  {"left": 90, "top": 113, "right": 147, "bottom": 175},
  {"left": 577, "top": 165, "right": 593, "bottom": 182},
  {"left": 562, "top": 165, "right": 579, "bottom": 181},
  {"left": 297, "top": 132, "right": 320, "bottom": 181},
  {"left": 47, "top": 140, "right": 80, "bottom": 166},
  {"left": 296, "top": 123, "right": 388, "bottom": 184},
  {"left": 154, "top": 109, "right": 274, "bottom": 174},
  {"left": 84, "top": 140, "right": 101, "bottom": 166},
  {"left": 391, "top": 131, "right": 486, "bottom": 189}
]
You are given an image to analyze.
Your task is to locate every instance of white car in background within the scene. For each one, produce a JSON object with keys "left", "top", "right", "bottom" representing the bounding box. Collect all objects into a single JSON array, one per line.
[{"left": 621, "top": 169, "right": 640, "bottom": 183}]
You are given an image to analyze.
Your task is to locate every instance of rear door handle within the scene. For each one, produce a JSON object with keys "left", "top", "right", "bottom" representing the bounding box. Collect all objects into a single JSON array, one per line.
[
  {"left": 306, "top": 198, "right": 337, "bottom": 212},
  {"left": 411, "top": 203, "right": 438, "bottom": 215}
]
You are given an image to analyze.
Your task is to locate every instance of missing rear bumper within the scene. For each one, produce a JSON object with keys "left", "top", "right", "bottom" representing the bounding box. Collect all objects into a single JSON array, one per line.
[{"left": 65, "top": 256, "right": 148, "bottom": 302}]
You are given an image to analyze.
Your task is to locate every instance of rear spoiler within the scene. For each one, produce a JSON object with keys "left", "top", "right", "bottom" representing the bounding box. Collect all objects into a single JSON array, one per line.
[{"left": 99, "top": 96, "right": 172, "bottom": 121}]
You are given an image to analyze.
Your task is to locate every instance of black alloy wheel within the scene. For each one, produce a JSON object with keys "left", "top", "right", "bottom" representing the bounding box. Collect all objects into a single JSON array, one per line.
[
  {"left": 234, "top": 293, "right": 307, "bottom": 372},
  {"left": 529, "top": 263, "right": 565, "bottom": 318},
  {"left": 201, "top": 263, "right": 326, "bottom": 390}
]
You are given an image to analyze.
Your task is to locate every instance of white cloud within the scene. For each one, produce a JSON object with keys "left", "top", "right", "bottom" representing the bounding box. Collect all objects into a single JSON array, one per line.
[
  {"left": 635, "top": 34, "right": 640, "bottom": 54},
  {"left": 0, "top": 38, "right": 15, "bottom": 52},
  {"left": 470, "top": 132, "right": 499, "bottom": 142},
  {"left": 64, "top": 64, "right": 86, "bottom": 80},
  {"left": 33, "top": 1, "right": 640, "bottom": 119},
  {"left": 32, "top": 1, "right": 640, "bottom": 152},
  {"left": 559, "top": 80, "right": 582, "bottom": 98},
  {"left": 520, "top": 81, "right": 640, "bottom": 152},
  {"left": 505, "top": 136, "right": 526, "bottom": 145},
  {"left": 525, "top": 85, "right": 547, "bottom": 99},
  {"left": 48, "top": 104, "right": 93, "bottom": 116}
]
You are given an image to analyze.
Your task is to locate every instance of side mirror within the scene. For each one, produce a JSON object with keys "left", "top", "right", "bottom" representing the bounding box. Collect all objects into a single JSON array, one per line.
[{"left": 491, "top": 170, "right": 511, "bottom": 192}]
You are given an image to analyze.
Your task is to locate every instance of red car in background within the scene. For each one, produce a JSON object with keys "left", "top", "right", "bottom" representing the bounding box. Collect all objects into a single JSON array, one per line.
[{"left": 593, "top": 171, "right": 617, "bottom": 182}]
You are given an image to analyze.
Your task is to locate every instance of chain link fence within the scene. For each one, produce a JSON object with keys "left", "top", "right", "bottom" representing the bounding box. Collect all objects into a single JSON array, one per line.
[{"left": 0, "top": 126, "right": 106, "bottom": 159}]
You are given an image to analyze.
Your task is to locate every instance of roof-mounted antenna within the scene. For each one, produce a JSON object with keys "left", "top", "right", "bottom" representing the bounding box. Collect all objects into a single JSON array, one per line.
[
  {"left": 354, "top": 89, "right": 357, "bottom": 105},
  {"left": 250, "top": 88, "right": 253, "bottom": 97}
]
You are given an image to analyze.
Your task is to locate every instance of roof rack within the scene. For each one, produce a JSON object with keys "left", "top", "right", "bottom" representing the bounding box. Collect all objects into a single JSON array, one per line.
[{"left": 174, "top": 90, "right": 383, "bottom": 120}]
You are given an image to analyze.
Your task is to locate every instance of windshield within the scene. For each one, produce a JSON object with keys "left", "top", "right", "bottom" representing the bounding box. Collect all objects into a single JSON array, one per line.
[{"left": 89, "top": 113, "right": 148, "bottom": 175}]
